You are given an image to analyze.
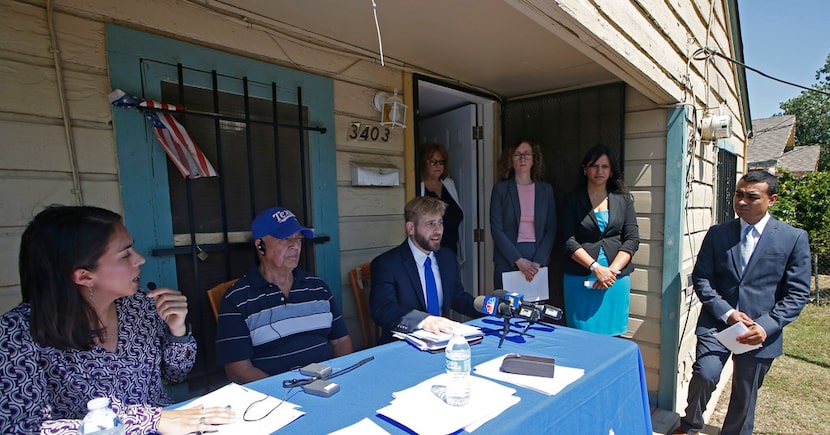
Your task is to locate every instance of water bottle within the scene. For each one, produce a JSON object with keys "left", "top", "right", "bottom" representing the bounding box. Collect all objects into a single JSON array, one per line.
[
  {"left": 445, "top": 329, "right": 471, "bottom": 406},
  {"left": 80, "top": 397, "right": 125, "bottom": 435}
]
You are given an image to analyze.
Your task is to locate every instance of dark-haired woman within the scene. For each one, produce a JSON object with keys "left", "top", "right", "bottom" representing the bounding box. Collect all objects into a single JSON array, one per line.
[
  {"left": 561, "top": 146, "right": 639, "bottom": 336},
  {"left": 0, "top": 205, "right": 236, "bottom": 433},
  {"left": 489, "top": 139, "right": 556, "bottom": 290},
  {"left": 419, "top": 142, "right": 464, "bottom": 256}
]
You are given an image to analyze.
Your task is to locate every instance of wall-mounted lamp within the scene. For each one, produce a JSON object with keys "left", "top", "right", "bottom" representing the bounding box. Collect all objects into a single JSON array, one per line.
[{"left": 373, "top": 88, "right": 407, "bottom": 129}]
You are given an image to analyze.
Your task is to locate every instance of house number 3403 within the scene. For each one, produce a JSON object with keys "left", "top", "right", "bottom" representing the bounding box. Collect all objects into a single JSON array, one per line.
[{"left": 348, "top": 122, "right": 390, "bottom": 142}]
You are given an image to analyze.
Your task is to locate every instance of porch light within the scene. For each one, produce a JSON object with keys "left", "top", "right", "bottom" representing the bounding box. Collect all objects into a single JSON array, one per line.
[{"left": 373, "top": 88, "right": 407, "bottom": 129}]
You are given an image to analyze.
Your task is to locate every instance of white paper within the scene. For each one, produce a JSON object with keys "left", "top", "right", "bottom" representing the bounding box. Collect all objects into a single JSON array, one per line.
[
  {"left": 175, "top": 383, "right": 304, "bottom": 434},
  {"left": 377, "top": 373, "right": 520, "bottom": 435},
  {"left": 713, "top": 322, "right": 762, "bottom": 354},
  {"left": 474, "top": 355, "right": 585, "bottom": 395},
  {"left": 501, "top": 267, "right": 549, "bottom": 301},
  {"left": 327, "top": 418, "right": 390, "bottom": 435}
]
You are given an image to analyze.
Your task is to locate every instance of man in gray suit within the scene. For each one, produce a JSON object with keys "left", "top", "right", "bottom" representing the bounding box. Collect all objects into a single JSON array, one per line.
[{"left": 674, "top": 170, "right": 811, "bottom": 435}]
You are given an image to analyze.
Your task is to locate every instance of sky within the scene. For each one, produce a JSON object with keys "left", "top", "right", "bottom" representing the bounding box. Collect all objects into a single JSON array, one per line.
[{"left": 739, "top": 0, "right": 830, "bottom": 120}]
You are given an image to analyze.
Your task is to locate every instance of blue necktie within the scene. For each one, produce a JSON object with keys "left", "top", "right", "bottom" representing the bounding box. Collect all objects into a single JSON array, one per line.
[{"left": 424, "top": 256, "right": 440, "bottom": 315}]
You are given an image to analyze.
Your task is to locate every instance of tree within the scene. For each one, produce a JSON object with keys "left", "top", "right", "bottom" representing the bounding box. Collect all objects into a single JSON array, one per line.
[
  {"left": 773, "top": 170, "right": 830, "bottom": 255},
  {"left": 779, "top": 53, "right": 830, "bottom": 171}
]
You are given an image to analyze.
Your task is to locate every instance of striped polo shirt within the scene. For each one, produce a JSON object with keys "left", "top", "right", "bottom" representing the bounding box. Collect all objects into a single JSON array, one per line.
[{"left": 215, "top": 266, "right": 348, "bottom": 375}]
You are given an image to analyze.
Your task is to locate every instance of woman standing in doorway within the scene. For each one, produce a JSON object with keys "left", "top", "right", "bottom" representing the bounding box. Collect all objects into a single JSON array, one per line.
[
  {"left": 561, "top": 145, "right": 639, "bottom": 336},
  {"left": 489, "top": 139, "right": 556, "bottom": 290},
  {"left": 419, "top": 142, "right": 464, "bottom": 257}
]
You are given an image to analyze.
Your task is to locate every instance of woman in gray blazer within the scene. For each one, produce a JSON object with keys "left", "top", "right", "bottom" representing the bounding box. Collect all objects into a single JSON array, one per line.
[
  {"left": 489, "top": 139, "right": 556, "bottom": 291},
  {"left": 561, "top": 145, "right": 639, "bottom": 336}
]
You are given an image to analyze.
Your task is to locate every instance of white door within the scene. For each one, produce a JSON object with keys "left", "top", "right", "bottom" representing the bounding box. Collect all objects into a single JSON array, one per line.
[{"left": 419, "top": 104, "right": 485, "bottom": 300}]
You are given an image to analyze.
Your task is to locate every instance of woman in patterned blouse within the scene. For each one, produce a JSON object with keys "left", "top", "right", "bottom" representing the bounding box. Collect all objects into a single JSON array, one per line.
[{"left": 0, "top": 206, "right": 236, "bottom": 434}]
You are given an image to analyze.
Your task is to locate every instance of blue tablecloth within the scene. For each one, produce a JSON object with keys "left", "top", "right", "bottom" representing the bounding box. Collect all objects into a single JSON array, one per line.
[{"left": 206, "top": 318, "right": 652, "bottom": 434}]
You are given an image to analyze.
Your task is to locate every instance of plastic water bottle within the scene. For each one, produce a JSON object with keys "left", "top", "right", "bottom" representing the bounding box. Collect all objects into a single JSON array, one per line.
[
  {"left": 445, "top": 329, "right": 471, "bottom": 406},
  {"left": 80, "top": 397, "right": 125, "bottom": 435}
]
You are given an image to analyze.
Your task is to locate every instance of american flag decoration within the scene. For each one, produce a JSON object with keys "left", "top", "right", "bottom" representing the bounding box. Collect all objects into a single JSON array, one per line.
[{"left": 108, "top": 89, "right": 218, "bottom": 179}]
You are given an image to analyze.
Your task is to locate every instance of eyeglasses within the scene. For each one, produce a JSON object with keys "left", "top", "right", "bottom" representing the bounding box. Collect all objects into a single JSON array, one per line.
[
  {"left": 427, "top": 159, "right": 446, "bottom": 166},
  {"left": 512, "top": 152, "right": 534, "bottom": 161}
]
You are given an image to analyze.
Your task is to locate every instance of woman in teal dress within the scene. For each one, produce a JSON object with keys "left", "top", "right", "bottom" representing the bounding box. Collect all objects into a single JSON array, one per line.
[{"left": 561, "top": 146, "right": 639, "bottom": 335}]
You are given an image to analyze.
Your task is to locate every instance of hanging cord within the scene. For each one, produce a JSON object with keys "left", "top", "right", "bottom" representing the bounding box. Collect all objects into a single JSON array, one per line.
[
  {"left": 371, "top": 0, "right": 385, "bottom": 66},
  {"left": 47, "top": 0, "right": 84, "bottom": 205},
  {"left": 694, "top": 47, "right": 830, "bottom": 97}
]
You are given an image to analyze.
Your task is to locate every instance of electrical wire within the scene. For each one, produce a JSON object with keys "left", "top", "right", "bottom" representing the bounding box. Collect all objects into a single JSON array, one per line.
[
  {"left": 693, "top": 47, "right": 830, "bottom": 97},
  {"left": 371, "top": 0, "right": 385, "bottom": 66}
]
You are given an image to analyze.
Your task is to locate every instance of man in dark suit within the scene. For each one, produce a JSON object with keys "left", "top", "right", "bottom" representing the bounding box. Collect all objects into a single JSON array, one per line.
[
  {"left": 370, "top": 196, "right": 481, "bottom": 343},
  {"left": 674, "top": 170, "right": 811, "bottom": 435}
]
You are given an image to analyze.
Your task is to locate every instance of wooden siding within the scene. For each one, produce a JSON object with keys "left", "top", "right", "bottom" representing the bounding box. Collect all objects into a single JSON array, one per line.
[{"left": 623, "top": 86, "right": 668, "bottom": 400}]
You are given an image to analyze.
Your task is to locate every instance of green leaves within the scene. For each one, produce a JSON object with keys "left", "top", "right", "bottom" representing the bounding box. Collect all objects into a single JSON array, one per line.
[
  {"left": 779, "top": 53, "right": 830, "bottom": 171},
  {"left": 773, "top": 170, "right": 830, "bottom": 254}
]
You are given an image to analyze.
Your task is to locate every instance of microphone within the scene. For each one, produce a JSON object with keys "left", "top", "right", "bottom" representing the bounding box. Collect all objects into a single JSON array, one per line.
[
  {"left": 515, "top": 302, "right": 563, "bottom": 322},
  {"left": 147, "top": 282, "right": 157, "bottom": 290},
  {"left": 473, "top": 293, "right": 513, "bottom": 317}
]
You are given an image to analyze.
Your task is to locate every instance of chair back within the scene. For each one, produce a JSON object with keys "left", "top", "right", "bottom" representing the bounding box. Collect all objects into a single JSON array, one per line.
[
  {"left": 207, "top": 279, "right": 238, "bottom": 321},
  {"left": 349, "top": 262, "right": 379, "bottom": 349}
]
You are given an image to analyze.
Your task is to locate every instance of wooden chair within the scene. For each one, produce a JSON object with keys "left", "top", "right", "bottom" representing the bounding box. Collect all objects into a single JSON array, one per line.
[
  {"left": 349, "top": 262, "right": 380, "bottom": 349},
  {"left": 207, "top": 279, "right": 238, "bottom": 321}
]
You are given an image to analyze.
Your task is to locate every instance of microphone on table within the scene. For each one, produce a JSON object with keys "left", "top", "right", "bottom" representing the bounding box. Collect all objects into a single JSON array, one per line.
[
  {"left": 474, "top": 290, "right": 563, "bottom": 322},
  {"left": 473, "top": 290, "right": 516, "bottom": 317},
  {"left": 474, "top": 290, "right": 564, "bottom": 347},
  {"left": 515, "top": 302, "right": 563, "bottom": 322}
]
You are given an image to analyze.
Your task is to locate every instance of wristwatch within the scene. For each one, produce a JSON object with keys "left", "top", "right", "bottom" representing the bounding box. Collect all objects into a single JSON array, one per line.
[{"left": 588, "top": 261, "right": 598, "bottom": 272}]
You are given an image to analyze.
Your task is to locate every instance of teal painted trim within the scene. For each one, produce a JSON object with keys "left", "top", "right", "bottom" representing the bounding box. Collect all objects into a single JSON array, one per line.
[
  {"left": 107, "top": 48, "right": 177, "bottom": 287},
  {"left": 716, "top": 138, "right": 736, "bottom": 154},
  {"left": 105, "top": 24, "right": 341, "bottom": 301},
  {"left": 658, "top": 106, "right": 688, "bottom": 409}
]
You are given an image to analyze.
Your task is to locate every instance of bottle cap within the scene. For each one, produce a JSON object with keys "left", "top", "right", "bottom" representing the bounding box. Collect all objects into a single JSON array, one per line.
[{"left": 87, "top": 397, "right": 110, "bottom": 411}]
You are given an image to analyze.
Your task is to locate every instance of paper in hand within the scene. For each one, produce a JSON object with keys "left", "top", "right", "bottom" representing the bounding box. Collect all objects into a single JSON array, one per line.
[
  {"left": 713, "top": 321, "right": 762, "bottom": 354},
  {"left": 501, "top": 267, "right": 549, "bottom": 301}
]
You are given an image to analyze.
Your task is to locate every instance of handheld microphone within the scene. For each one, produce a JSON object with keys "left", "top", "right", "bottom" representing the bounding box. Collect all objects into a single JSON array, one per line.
[
  {"left": 147, "top": 282, "right": 157, "bottom": 290},
  {"left": 515, "top": 302, "right": 563, "bottom": 322},
  {"left": 538, "top": 304, "right": 563, "bottom": 321},
  {"left": 473, "top": 292, "right": 513, "bottom": 318}
]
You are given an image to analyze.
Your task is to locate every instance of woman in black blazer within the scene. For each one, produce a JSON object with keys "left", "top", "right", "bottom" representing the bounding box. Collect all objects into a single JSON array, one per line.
[
  {"left": 561, "top": 145, "right": 639, "bottom": 335},
  {"left": 489, "top": 139, "right": 556, "bottom": 290}
]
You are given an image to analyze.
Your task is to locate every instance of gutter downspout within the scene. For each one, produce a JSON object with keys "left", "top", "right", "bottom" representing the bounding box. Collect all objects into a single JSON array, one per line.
[{"left": 47, "top": 0, "right": 84, "bottom": 205}]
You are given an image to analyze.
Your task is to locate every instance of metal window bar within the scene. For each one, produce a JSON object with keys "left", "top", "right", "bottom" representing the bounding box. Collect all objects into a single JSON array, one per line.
[{"left": 716, "top": 148, "right": 737, "bottom": 224}]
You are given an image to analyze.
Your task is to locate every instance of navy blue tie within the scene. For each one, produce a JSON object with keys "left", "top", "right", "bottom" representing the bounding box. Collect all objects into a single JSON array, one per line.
[{"left": 424, "top": 256, "right": 440, "bottom": 315}]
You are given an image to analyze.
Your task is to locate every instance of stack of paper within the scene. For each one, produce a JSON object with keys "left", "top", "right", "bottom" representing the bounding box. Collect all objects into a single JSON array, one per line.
[
  {"left": 474, "top": 355, "right": 584, "bottom": 395},
  {"left": 377, "top": 373, "right": 520, "bottom": 434},
  {"left": 392, "top": 324, "right": 484, "bottom": 352},
  {"left": 176, "top": 382, "right": 304, "bottom": 434}
]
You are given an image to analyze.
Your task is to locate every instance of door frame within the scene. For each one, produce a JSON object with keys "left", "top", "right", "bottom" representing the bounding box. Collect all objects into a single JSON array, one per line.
[{"left": 413, "top": 76, "right": 498, "bottom": 298}]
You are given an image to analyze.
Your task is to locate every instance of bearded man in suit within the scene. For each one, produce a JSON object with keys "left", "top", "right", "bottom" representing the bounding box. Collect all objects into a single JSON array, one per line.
[
  {"left": 674, "top": 170, "right": 811, "bottom": 435},
  {"left": 370, "top": 196, "right": 481, "bottom": 343}
]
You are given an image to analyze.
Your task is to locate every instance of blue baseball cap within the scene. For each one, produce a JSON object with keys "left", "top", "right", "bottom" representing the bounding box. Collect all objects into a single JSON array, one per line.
[{"left": 251, "top": 207, "right": 314, "bottom": 240}]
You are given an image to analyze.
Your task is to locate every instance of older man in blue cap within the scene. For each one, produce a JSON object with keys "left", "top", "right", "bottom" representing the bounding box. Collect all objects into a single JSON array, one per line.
[{"left": 215, "top": 207, "right": 353, "bottom": 383}]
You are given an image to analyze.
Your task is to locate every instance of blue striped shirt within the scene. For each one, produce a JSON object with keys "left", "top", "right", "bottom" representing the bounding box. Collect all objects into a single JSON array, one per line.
[{"left": 215, "top": 267, "right": 348, "bottom": 375}]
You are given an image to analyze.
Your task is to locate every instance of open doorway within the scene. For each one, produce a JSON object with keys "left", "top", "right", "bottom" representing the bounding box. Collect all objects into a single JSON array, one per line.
[{"left": 414, "top": 77, "right": 498, "bottom": 301}]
